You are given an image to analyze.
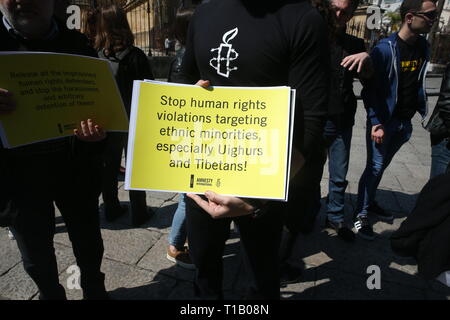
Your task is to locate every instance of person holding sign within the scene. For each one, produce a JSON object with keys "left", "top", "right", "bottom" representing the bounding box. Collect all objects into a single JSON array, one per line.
[
  {"left": 0, "top": 0, "right": 108, "bottom": 300},
  {"left": 181, "top": 0, "right": 329, "bottom": 299}
]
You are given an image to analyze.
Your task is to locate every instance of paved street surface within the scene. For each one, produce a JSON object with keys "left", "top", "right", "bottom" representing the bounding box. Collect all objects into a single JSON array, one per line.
[{"left": 1, "top": 77, "right": 449, "bottom": 300}]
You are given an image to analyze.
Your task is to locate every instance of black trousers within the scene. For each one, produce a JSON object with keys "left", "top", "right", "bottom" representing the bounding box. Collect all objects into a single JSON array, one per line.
[
  {"left": 101, "top": 133, "right": 147, "bottom": 216},
  {"left": 8, "top": 150, "right": 105, "bottom": 300},
  {"left": 185, "top": 196, "right": 284, "bottom": 300},
  {"left": 285, "top": 138, "right": 328, "bottom": 235}
]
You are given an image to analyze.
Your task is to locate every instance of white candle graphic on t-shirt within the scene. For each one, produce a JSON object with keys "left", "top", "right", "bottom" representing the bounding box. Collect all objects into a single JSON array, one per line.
[{"left": 210, "top": 28, "right": 239, "bottom": 78}]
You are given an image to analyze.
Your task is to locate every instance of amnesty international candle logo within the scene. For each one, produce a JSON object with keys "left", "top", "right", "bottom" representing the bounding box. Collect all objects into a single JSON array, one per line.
[
  {"left": 210, "top": 28, "right": 239, "bottom": 78},
  {"left": 125, "top": 81, "right": 295, "bottom": 201}
]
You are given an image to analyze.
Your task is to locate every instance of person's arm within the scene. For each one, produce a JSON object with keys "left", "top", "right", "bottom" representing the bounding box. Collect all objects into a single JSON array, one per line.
[
  {"left": 364, "top": 44, "right": 392, "bottom": 126},
  {"left": 341, "top": 38, "right": 374, "bottom": 80},
  {"left": 437, "top": 64, "right": 450, "bottom": 131},
  {"left": 363, "top": 45, "right": 392, "bottom": 144},
  {"left": 288, "top": 8, "right": 329, "bottom": 160},
  {"left": 179, "top": 15, "right": 200, "bottom": 85}
]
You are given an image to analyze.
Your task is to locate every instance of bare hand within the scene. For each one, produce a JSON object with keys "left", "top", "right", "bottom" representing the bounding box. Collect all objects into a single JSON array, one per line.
[
  {"left": 187, "top": 191, "right": 255, "bottom": 219},
  {"left": 341, "top": 52, "right": 370, "bottom": 73},
  {"left": 74, "top": 119, "right": 106, "bottom": 142},
  {"left": 371, "top": 124, "right": 384, "bottom": 144},
  {"left": 195, "top": 80, "right": 210, "bottom": 88},
  {"left": 0, "top": 88, "right": 16, "bottom": 114}
]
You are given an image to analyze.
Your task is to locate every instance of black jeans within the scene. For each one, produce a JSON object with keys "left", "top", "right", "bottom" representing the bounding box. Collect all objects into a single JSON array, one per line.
[
  {"left": 101, "top": 133, "right": 147, "bottom": 216},
  {"left": 8, "top": 150, "right": 105, "bottom": 300},
  {"left": 185, "top": 196, "right": 284, "bottom": 300},
  {"left": 285, "top": 138, "right": 328, "bottom": 235}
]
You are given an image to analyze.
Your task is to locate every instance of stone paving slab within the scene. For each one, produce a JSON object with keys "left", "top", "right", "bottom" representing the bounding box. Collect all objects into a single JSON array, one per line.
[
  {"left": 0, "top": 243, "right": 75, "bottom": 300},
  {"left": 59, "top": 258, "right": 178, "bottom": 300},
  {"left": 0, "top": 228, "right": 21, "bottom": 276}
]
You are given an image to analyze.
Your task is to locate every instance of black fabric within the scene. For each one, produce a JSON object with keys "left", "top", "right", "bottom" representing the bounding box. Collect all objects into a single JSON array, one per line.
[
  {"left": 394, "top": 37, "right": 425, "bottom": 120},
  {"left": 285, "top": 136, "right": 327, "bottom": 234},
  {"left": 98, "top": 46, "right": 153, "bottom": 218},
  {"left": 7, "top": 151, "right": 105, "bottom": 299},
  {"left": 168, "top": 47, "right": 186, "bottom": 83},
  {"left": 427, "top": 63, "right": 450, "bottom": 145},
  {"left": 185, "top": 196, "right": 285, "bottom": 300},
  {"left": 181, "top": 0, "right": 329, "bottom": 158},
  {"left": 391, "top": 172, "right": 450, "bottom": 280},
  {"left": 329, "top": 32, "right": 366, "bottom": 129},
  {"left": 98, "top": 46, "right": 154, "bottom": 117}
]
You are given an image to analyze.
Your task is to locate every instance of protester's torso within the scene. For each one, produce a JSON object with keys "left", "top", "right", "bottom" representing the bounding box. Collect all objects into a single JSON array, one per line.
[
  {"left": 0, "top": 18, "right": 97, "bottom": 155},
  {"left": 186, "top": 0, "right": 321, "bottom": 87},
  {"left": 394, "top": 37, "right": 425, "bottom": 120}
]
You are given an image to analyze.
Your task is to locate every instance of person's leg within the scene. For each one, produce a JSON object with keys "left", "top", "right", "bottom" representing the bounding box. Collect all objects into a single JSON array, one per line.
[
  {"left": 185, "top": 196, "right": 230, "bottom": 299},
  {"left": 168, "top": 194, "right": 188, "bottom": 249},
  {"left": 369, "top": 120, "right": 412, "bottom": 206},
  {"left": 166, "top": 194, "right": 193, "bottom": 269},
  {"left": 356, "top": 120, "right": 396, "bottom": 217},
  {"left": 430, "top": 138, "right": 450, "bottom": 179},
  {"left": 327, "top": 127, "right": 353, "bottom": 223},
  {"left": 285, "top": 139, "right": 327, "bottom": 235},
  {"left": 8, "top": 156, "right": 66, "bottom": 300},
  {"left": 123, "top": 136, "right": 153, "bottom": 226},
  {"left": 101, "top": 133, "right": 126, "bottom": 219},
  {"left": 236, "top": 202, "right": 284, "bottom": 299},
  {"left": 55, "top": 157, "right": 106, "bottom": 299},
  {"left": 130, "top": 190, "right": 153, "bottom": 226},
  {"left": 11, "top": 201, "right": 66, "bottom": 300}
]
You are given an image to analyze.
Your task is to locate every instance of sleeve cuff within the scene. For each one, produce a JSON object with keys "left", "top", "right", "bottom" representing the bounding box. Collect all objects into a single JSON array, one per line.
[{"left": 369, "top": 115, "right": 381, "bottom": 126}]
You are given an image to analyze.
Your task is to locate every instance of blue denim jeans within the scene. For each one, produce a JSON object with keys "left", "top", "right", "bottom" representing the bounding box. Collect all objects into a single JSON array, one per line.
[
  {"left": 430, "top": 138, "right": 450, "bottom": 178},
  {"left": 356, "top": 118, "right": 412, "bottom": 217},
  {"left": 168, "top": 194, "right": 188, "bottom": 249},
  {"left": 327, "top": 126, "right": 353, "bottom": 223}
]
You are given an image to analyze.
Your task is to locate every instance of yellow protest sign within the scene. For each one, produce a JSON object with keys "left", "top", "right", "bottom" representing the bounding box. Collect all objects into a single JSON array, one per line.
[
  {"left": 126, "top": 81, "right": 295, "bottom": 201},
  {"left": 0, "top": 52, "right": 129, "bottom": 148}
]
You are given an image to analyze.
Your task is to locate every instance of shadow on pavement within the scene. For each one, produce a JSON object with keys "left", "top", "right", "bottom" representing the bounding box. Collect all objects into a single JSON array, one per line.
[{"left": 279, "top": 188, "right": 450, "bottom": 300}]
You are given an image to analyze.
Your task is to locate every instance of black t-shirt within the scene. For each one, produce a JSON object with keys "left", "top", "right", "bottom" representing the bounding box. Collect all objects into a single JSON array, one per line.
[
  {"left": 330, "top": 32, "right": 366, "bottom": 128},
  {"left": 181, "top": 0, "right": 330, "bottom": 156},
  {"left": 394, "top": 37, "right": 425, "bottom": 120}
]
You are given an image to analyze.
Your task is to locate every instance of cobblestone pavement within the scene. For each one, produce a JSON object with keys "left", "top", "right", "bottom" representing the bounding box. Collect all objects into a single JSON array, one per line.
[{"left": 1, "top": 77, "right": 449, "bottom": 300}]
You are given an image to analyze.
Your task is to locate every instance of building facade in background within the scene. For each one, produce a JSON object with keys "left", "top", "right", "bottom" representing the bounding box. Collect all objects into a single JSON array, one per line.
[{"left": 69, "top": 0, "right": 185, "bottom": 56}]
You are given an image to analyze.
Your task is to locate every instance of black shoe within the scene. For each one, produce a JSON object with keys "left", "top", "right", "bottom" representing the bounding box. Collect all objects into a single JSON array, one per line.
[
  {"left": 131, "top": 207, "right": 155, "bottom": 227},
  {"left": 280, "top": 262, "right": 302, "bottom": 285},
  {"left": 368, "top": 202, "right": 394, "bottom": 222},
  {"left": 104, "top": 204, "right": 127, "bottom": 222},
  {"left": 326, "top": 219, "right": 355, "bottom": 242},
  {"left": 354, "top": 216, "right": 375, "bottom": 241}
]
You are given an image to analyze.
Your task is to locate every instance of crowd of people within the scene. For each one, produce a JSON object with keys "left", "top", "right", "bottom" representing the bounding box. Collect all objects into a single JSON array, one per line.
[{"left": 0, "top": 0, "right": 449, "bottom": 300}]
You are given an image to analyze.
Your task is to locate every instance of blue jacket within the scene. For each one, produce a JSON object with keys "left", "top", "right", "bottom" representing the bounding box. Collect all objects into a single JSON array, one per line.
[{"left": 362, "top": 32, "right": 430, "bottom": 126}]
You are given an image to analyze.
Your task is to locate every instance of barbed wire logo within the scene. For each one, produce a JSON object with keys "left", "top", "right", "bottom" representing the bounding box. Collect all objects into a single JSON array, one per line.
[{"left": 210, "top": 28, "right": 239, "bottom": 78}]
